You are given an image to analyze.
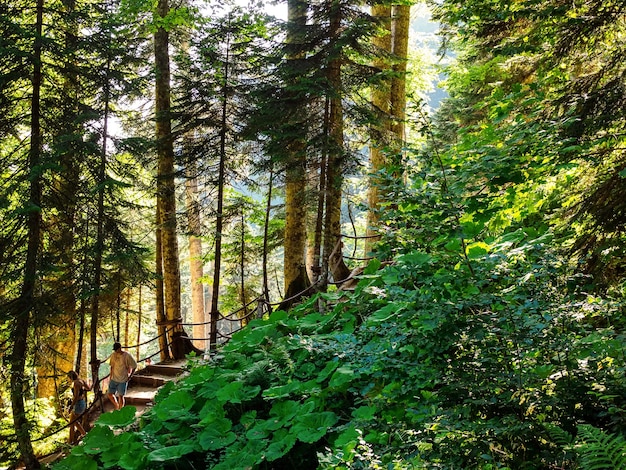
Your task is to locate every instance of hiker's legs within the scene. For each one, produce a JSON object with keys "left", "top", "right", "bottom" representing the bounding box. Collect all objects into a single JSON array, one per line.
[{"left": 107, "top": 380, "right": 128, "bottom": 410}]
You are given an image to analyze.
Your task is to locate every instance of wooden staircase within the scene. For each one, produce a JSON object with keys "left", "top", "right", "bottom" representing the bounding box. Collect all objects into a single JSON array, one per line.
[
  {"left": 97, "top": 359, "right": 188, "bottom": 415},
  {"left": 125, "top": 360, "right": 187, "bottom": 407}
]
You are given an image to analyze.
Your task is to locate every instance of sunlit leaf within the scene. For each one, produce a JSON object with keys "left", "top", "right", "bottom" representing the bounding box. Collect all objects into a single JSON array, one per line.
[
  {"left": 96, "top": 406, "right": 137, "bottom": 427},
  {"left": 147, "top": 444, "right": 195, "bottom": 463},
  {"left": 292, "top": 411, "right": 338, "bottom": 443}
]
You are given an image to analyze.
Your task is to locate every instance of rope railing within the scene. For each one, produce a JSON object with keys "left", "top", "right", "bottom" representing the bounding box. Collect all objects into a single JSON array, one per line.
[
  {"left": 122, "top": 324, "right": 177, "bottom": 350},
  {"left": 180, "top": 295, "right": 266, "bottom": 327},
  {"left": 22, "top": 235, "right": 376, "bottom": 453},
  {"left": 29, "top": 396, "right": 100, "bottom": 444},
  {"left": 265, "top": 277, "right": 324, "bottom": 308},
  {"left": 343, "top": 255, "right": 374, "bottom": 261},
  {"left": 340, "top": 232, "right": 381, "bottom": 239},
  {"left": 177, "top": 296, "right": 272, "bottom": 344}
]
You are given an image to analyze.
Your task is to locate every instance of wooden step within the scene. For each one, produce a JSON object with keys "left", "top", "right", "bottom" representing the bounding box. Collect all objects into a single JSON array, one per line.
[
  {"left": 141, "top": 362, "right": 186, "bottom": 377},
  {"left": 124, "top": 385, "right": 158, "bottom": 406},
  {"left": 130, "top": 372, "right": 168, "bottom": 388}
]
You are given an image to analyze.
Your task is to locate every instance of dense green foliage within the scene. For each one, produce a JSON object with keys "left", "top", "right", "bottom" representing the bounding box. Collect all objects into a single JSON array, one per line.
[
  {"left": 49, "top": 0, "right": 626, "bottom": 461},
  {"left": 54, "top": 222, "right": 626, "bottom": 468},
  {"left": 5, "top": 0, "right": 626, "bottom": 465}
]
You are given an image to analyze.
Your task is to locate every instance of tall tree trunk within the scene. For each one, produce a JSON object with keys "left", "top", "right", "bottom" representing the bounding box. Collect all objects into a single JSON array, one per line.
[
  {"left": 365, "top": 3, "right": 392, "bottom": 256},
  {"left": 323, "top": 0, "right": 345, "bottom": 283},
  {"left": 115, "top": 273, "right": 122, "bottom": 340},
  {"left": 136, "top": 285, "right": 142, "bottom": 361},
  {"left": 185, "top": 166, "right": 205, "bottom": 350},
  {"left": 155, "top": 0, "right": 182, "bottom": 356},
  {"left": 262, "top": 168, "right": 274, "bottom": 309},
  {"left": 311, "top": 98, "right": 329, "bottom": 287},
  {"left": 209, "top": 34, "right": 230, "bottom": 349},
  {"left": 76, "top": 218, "right": 90, "bottom": 376},
  {"left": 239, "top": 209, "right": 249, "bottom": 324},
  {"left": 76, "top": 297, "right": 87, "bottom": 374},
  {"left": 124, "top": 288, "right": 131, "bottom": 347},
  {"left": 390, "top": 4, "right": 410, "bottom": 146},
  {"left": 283, "top": 0, "right": 310, "bottom": 304},
  {"left": 90, "top": 51, "right": 110, "bottom": 396},
  {"left": 10, "top": 0, "right": 44, "bottom": 466},
  {"left": 155, "top": 202, "right": 170, "bottom": 360}
]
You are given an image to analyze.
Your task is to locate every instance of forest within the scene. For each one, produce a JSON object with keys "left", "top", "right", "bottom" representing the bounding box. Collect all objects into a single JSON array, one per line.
[{"left": 2, "top": 0, "right": 626, "bottom": 467}]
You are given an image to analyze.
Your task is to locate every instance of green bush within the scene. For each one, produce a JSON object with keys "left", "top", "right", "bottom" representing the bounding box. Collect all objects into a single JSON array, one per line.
[{"left": 53, "top": 228, "right": 626, "bottom": 469}]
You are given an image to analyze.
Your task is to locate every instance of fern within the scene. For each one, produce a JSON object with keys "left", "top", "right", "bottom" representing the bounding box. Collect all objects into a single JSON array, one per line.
[
  {"left": 544, "top": 423, "right": 574, "bottom": 448},
  {"left": 573, "top": 424, "right": 626, "bottom": 470}
]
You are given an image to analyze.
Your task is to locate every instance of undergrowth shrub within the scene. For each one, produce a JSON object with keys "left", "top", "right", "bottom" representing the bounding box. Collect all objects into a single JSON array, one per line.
[{"left": 54, "top": 230, "right": 626, "bottom": 469}]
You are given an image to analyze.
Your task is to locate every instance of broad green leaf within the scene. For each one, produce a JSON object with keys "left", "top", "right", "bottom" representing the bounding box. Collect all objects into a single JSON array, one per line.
[
  {"left": 462, "top": 285, "right": 480, "bottom": 297},
  {"left": 185, "top": 366, "right": 215, "bottom": 386},
  {"left": 197, "top": 417, "right": 237, "bottom": 450},
  {"left": 292, "top": 411, "right": 339, "bottom": 443},
  {"left": 95, "top": 406, "right": 137, "bottom": 427},
  {"left": 246, "top": 421, "right": 272, "bottom": 440},
  {"left": 117, "top": 443, "right": 148, "bottom": 470},
  {"left": 263, "top": 380, "right": 319, "bottom": 399},
  {"left": 263, "top": 381, "right": 301, "bottom": 399},
  {"left": 268, "top": 309, "right": 289, "bottom": 323},
  {"left": 197, "top": 378, "right": 228, "bottom": 399},
  {"left": 100, "top": 432, "right": 144, "bottom": 468},
  {"left": 147, "top": 444, "right": 195, "bottom": 463},
  {"left": 397, "top": 251, "right": 432, "bottom": 266},
  {"left": 532, "top": 364, "right": 555, "bottom": 379},
  {"left": 329, "top": 366, "right": 356, "bottom": 390},
  {"left": 268, "top": 399, "right": 302, "bottom": 428},
  {"left": 316, "top": 360, "right": 340, "bottom": 383},
  {"left": 228, "top": 323, "right": 274, "bottom": 349},
  {"left": 155, "top": 390, "right": 194, "bottom": 420},
  {"left": 363, "top": 258, "right": 382, "bottom": 274},
  {"left": 52, "top": 454, "right": 99, "bottom": 470},
  {"left": 266, "top": 428, "right": 297, "bottom": 461},
  {"left": 333, "top": 426, "right": 360, "bottom": 460},
  {"left": 81, "top": 425, "right": 115, "bottom": 455},
  {"left": 216, "top": 439, "right": 266, "bottom": 470},
  {"left": 352, "top": 406, "right": 376, "bottom": 420},
  {"left": 444, "top": 238, "right": 462, "bottom": 252},
  {"left": 197, "top": 399, "right": 226, "bottom": 425},
  {"left": 466, "top": 241, "right": 489, "bottom": 258},
  {"left": 216, "top": 381, "right": 260, "bottom": 403},
  {"left": 365, "top": 303, "right": 401, "bottom": 325},
  {"left": 461, "top": 221, "right": 484, "bottom": 238}
]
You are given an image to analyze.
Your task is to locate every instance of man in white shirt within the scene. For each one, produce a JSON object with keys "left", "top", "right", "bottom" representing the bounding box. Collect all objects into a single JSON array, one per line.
[{"left": 106, "top": 342, "right": 137, "bottom": 410}]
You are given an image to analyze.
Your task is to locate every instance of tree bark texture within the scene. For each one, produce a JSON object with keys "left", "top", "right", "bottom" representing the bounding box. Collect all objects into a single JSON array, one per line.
[
  {"left": 365, "top": 3, "right": 392, "bottom": 255},
  {"left": 185, "top": 169, "right": 206, "bottom": 350},
  {"left": 10, "top": 0, "right": 44, "bottom": 466},
  {"left": 323, "top": 0, "right": 345, "bottom": 284},
  {"left": 155, "top": 0, "right": 183, "bottom": 355},
  {"left": 283, "top": 0, "right": 310, "bottom": 302},
  {"left": 390, "top": 4, "right": 410, "bottom": 145},
  {"left": 262, "top": 169, "right": 274, "bottom": 302},
  {"left": 155, "top": 201, "right": 170, "bottom": 361},
  {"left": 309, "top": 117, "right": 327, "bottom": 286},
  {"left": 209, "top": 36, "right": 230, "bottom": 348}
]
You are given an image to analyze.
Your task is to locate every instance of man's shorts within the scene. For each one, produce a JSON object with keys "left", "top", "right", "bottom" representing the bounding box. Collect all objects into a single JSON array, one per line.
[
  {"left": 108, "top": 379, "right": 128, "bottom": 397},
  {"left": 73, "top": 398, "right": 86, "bottom": 414}
]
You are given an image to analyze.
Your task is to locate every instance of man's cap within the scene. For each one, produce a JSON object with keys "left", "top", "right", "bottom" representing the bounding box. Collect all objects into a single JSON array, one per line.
[{"left": 113, "top": 342, "right": 122, "bottom": 351}]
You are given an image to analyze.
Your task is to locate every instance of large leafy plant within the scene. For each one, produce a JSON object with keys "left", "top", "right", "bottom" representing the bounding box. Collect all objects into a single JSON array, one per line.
[{"left": 54, "top": 223, "right": 626, "bottom": 469}]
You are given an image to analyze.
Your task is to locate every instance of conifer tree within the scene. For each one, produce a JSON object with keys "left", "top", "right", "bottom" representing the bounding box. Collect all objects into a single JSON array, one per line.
[
  {"left": 155, "top": 0, "right": 184, "bottom": 356},
  {"left": 8, "top": 0, "right": 44, "bottom": 466},
  {"left": 174, "top": 5, "right": 274, "bottom": 346}
]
